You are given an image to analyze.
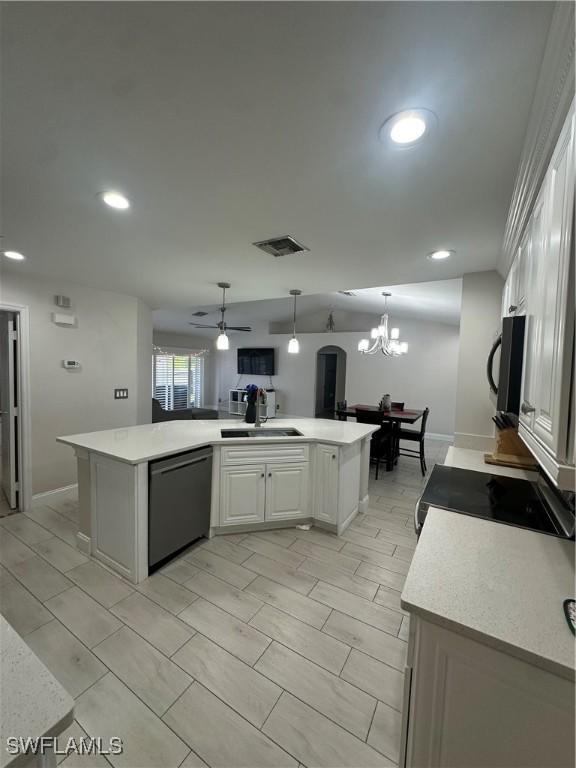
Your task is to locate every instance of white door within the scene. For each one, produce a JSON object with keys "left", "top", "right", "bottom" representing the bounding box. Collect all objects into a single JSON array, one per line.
[
  {"left": 531, "top": 110, "right": 575, "bottom": 457},
  {"left": 265, "top": 463, "right": 309, "bottom": 521},
  {"left": 314, "top": 444, "right": 338, "bottom": 524},
  {"left": 220, "top": 464, "right": 266, "bottom": 526},
  {"left": 0, "top": 312, "right": 19, "bottom": 509}
]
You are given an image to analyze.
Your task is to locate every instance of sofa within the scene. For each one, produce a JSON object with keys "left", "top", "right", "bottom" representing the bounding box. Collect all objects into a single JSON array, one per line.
[{"left": 152, "top": 399, "right": 219, "bottom": 422}]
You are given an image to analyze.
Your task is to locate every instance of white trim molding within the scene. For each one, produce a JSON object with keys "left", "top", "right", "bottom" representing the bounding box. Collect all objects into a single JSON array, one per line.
[
  {"left": 500, "top": 1, "right": 575, "bottom": 277},
  {"left": 32, "top": 483, "right": 78, "bottom": 508},
  {"left": 0, "top": 301, "right": 33, "bottom": 514}
]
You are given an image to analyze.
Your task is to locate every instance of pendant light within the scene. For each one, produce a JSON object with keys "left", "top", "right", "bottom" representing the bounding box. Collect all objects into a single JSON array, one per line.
[
  {"left": 288, "top": 289, "right": 301, "bottom": 354},
  {"left": 216, "top": 282, "right": 230, "bottom": 351},
  {"left": 358, "top": 292, "right": 408, "bottom": 356}
]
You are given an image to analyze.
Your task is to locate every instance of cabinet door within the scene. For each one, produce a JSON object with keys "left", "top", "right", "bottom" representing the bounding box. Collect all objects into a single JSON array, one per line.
[
  {"left": 314, "top": 444, "right": 339, "bottom": 524},
  {"left": 502, "top": 257, "right": 518, "bottom": 317},
  {"left": 265, "top": 463, "right": 309, "bottom": 520},
  {"left": 519, "top": 187, "right": 546, "bottom": 434},
  {"left": 531, "top": 110, "right": 575, "bottom": 458},
  {"left": 220, "top": 465, "right": 265, "bottom": 526},
  {"left": 407, "top": 618, "right": 575, "bottom": 768}
]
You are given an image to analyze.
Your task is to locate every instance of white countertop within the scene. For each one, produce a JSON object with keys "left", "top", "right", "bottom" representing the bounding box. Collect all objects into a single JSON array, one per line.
[
  {"left": 444, "top": 445, "right": 539, "bottom": 480},
  {"left": 401, "top": 446, "right": 575, "bottom": 680},
  {"left": 0, "top": 617, "right": 74, "bottom": 768},
  {"left": 58, "top": 418, "right": 378, "bottom": 464}
]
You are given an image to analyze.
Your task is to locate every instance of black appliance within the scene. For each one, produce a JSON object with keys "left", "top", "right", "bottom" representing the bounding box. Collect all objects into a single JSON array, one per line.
[
  {"left": 238, "top": 347, "right": 276, "bottom": 376},
  {"left": 487, "top": 315, "right": 525, "bottom": 414},
  {"left": 148, "top": 447, "right": 212, "bottom": 572},
  {"left": 415, "top": 464, "right": 575, "bottom": 539}
]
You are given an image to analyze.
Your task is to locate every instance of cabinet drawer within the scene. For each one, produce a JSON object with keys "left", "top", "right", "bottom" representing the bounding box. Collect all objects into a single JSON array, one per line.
[{"left": 221, "top": 443, "right": 309, "bottom": 466}]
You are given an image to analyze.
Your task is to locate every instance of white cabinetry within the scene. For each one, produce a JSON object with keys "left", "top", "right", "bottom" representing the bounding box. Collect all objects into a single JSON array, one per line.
[
  {"left": 266, "top": 464, "right": 309, "bottom": 520},
  {"left": 401, "top": 617, "right": 575, "bottom": 768},
  {"left": 517, "top": 104, "right": 575, "bottom": 488},
  {"left": 314, "top": 443, "right": 338, "bottom": 525},
  {"left": 219, "top": 444, "right": 310, "bottom": 526},
  {"left": 220, "top": 465, "right": 266, "bottom": 525}
]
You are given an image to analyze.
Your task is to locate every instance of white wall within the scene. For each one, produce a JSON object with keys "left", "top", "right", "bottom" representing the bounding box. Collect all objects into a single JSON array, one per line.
[
  {"left": 454, "top": 270, "right": 503, "bottom": 450},
  {"left": 214, "top": 316, "right": 460, "bottom": 437},
  {"left": 0, "top": 271, "right": 152, "bottom": 494}
]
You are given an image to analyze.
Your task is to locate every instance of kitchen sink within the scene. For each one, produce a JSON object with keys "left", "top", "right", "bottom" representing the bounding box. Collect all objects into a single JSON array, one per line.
[{"left": 220, "top": 428, "right": 303, "bottom": 438}]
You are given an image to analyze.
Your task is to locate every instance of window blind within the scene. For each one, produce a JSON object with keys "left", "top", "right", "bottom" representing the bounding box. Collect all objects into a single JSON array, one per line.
[{"left": 153, "top": 352, "right": 204, "bottom": 410}]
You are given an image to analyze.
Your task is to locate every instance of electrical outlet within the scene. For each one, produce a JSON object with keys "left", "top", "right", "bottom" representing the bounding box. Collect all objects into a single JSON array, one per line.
[{"left": 114, "top": 389, "right": 129, "bottom": 400}]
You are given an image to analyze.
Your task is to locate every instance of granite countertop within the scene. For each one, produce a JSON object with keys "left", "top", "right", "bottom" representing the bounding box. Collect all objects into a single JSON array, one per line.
[
  {"left": 401, "top": 446, "right": 575, "bottom": 680},
  {"left": 57, "top": 418, "right": 378, "bottom": 465},
  {"left": 0, "top": 617, "right": 74, "bottom": 768}
]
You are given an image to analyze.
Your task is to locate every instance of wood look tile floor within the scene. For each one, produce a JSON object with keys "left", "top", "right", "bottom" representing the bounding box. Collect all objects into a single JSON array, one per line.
[{"left": 0, "top": 439, "right": 450, "bottom": 768}]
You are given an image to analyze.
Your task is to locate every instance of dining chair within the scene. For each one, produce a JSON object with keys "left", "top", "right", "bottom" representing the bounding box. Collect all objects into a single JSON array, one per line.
[
  {"left": 355, "top": 408, "right": 393, "bottom": 479},
  {"left": 391, "top": 401, "right": 405, "bottom": 411},
  {"left": 397, "top": 407, "right": 430, "bottom": 476},
  {"left": 336, "top": 401, "right": 348, "bottom": 421}
]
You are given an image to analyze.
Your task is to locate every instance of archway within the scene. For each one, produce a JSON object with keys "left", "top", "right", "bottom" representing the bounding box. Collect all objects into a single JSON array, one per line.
[{"left": 314, "top": 345, "right": 347, "bottom": 419}]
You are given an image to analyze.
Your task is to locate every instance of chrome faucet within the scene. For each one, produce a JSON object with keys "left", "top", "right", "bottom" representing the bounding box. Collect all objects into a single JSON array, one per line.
[{"left": 255, "top": 390, "right": 267, "bottom": 428}]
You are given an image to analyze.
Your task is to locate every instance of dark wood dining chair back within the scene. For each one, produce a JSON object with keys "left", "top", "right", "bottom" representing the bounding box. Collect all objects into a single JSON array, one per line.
[
  {"left": 398, "top": 407, "right": 430, "bottom": 476},
  {"left": 391, "top": 401, "right": 405, "bottom": 411},
  {"left": 419, "top": 406, "right": 430, "bottom": 437},
  {"left": 354, "top": 408, "right": 392, "bottom": 479}
]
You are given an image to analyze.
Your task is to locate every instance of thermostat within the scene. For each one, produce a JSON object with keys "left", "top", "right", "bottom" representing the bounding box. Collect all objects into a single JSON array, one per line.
[{"left": 62, "top": 360, "right": 81, "bottom": 370}]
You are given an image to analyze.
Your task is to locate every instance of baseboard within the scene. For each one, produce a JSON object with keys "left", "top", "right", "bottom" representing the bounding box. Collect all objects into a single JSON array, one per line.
[
  {"left": 32, "top": 483, "right": 78, "bottom": 508},
  {"left": 77, "top": 532, "right": 91, "bottom": 554},
  {"left": 426, "top": 433, "right": 454, "bottom": 442},
  {"left": 454, "top": 432, "right": 496, "bottom": 452},
  {"left": 358, "top": 494, "right": 369, "bottom": 514},
  {"left": 337, "top": 505, "right": 359, "bottom": 536}
]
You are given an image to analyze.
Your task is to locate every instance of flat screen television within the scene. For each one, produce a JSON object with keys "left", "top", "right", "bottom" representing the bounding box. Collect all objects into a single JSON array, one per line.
[{"left": 237, "top": 348, "right": 276, "bottom": 376}]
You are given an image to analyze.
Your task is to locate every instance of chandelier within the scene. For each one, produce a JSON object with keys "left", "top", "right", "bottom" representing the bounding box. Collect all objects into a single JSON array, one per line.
[{"left": 358, "top": 292, "right": 408, "bottom": 356}]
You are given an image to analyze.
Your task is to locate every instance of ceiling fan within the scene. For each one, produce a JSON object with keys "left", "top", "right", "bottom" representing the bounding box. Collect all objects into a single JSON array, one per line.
[{"left": 189, "top": 282, "right": 252, "bottom": 334}]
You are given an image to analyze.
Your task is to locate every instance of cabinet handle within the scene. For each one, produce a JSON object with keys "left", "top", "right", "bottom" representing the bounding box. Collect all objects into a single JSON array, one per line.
[
  {"left": 268, "top": 472, "right": 272, "bottom": 477},
  {"left": 331, "top": 454, "right": 336, "bottom": 460},
  {"left": 261, "top": 473, "right": 265, "bottom": 478},
  {"left": 521, "top": 401, "right": 535, "bottom": 415},
  {"left": 509, "top": 304, "right": 518, "bottom": 313}
]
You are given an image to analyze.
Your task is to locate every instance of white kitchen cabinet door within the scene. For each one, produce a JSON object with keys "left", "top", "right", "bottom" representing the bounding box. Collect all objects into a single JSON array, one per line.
[
  {"left": 519, "top": 185, "right": 546, "bottom": 435},
  {"left": 314, "top": 444, "right": 339, "bottom": 524},
  {"left": 220, "top": 464, "right": 266, "bottom": 526},
  {"left": 502, "top": 256, "right": 518, "bottom": 318},
  {"left": 265, "top": 463, "right": 309, "bottom": 521},
  {"left": 404, "top": 618, "right": 575, "bottom": 768},
  {"left": 530, "top": 109, "right": 574, "bottom": 460}
]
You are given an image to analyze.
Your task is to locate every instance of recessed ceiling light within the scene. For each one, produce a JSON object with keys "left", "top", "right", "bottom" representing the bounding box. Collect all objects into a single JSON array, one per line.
[
  {"left": 100, "top": 191, "right": 130, "bottom": 210},
  {"left": 379, "top": 108, "right": 437, "bottom": 149},
  {"left": 428, "top": 249, "right": 454, "bottom": 261},
  {"left": 3, "top": 250, "right": 25, "bottom": 261}
]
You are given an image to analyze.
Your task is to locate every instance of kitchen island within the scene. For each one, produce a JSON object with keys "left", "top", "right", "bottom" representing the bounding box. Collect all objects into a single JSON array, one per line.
[
  {"left": 399, "top": 446, "right": 575, "bottom": 768},
  {"left": 58, "top": 418, "right": 378, "bottom": 584}
]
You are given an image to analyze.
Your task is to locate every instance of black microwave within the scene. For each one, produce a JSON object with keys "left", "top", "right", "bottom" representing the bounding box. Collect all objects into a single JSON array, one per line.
[{"left": 486, "top": 315, "right": 526, "bottom": 415}]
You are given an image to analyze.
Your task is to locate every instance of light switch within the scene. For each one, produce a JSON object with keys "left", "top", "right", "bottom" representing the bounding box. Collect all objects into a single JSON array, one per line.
[{"left": 114, "top": 389, "right": 129, "bottom": 400}]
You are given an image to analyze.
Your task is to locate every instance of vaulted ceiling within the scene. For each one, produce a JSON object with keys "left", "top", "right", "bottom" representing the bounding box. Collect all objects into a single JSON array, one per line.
[{"left": 2, "top": 2, "right": 552, "bottom": 309}]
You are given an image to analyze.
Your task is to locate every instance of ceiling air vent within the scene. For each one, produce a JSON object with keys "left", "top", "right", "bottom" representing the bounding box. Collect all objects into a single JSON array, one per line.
[
  {"left": 338, "top": 290, "right": 356, "bottom": 297},
  {"left": 192, "top": 310, "right": 208, "bottom": 317},
  {"left": 253, "top": 235, "right": 309, "bottom": 258}
]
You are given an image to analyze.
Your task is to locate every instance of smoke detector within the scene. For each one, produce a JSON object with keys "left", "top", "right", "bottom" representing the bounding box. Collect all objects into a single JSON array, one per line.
[{"left": 253, "top": 235, "right": 309, "bottom": 258}]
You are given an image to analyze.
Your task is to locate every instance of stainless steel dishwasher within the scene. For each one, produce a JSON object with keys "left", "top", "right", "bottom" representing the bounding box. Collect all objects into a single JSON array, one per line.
[{"left": 148, "top": 446, "right": 213, "bottom": 572}]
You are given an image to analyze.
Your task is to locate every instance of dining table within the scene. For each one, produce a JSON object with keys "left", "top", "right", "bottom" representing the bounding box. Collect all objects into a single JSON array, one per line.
[{"left": 334, "top": 404, "right": 424, "bottom": 471}]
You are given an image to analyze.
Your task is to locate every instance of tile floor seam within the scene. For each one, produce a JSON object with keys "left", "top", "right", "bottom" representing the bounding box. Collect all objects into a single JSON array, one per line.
[
  {"left": 252, "top": 641, "right": 380, "bottom": 742},
  {"left": 73, "top": 669, "right": 194, "bottom": 760}
]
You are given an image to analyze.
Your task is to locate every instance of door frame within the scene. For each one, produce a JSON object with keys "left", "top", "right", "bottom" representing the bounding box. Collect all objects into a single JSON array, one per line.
[
  {"left": 314, "top": 345, "right": 347, "bottom": 418},
  {"left": 0, "top": 302, "right": 32, "bottom": 513}
]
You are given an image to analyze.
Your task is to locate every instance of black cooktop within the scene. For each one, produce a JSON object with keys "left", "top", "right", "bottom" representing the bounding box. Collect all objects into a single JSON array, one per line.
[{"left": 419, "top": 465, "right": 561, "bottom": 536}]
